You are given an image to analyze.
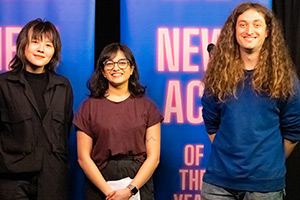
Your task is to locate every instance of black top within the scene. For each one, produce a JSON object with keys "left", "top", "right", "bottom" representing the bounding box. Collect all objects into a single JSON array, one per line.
[{"left": 24, "top": 70, "right": 49, "bottom": 118}]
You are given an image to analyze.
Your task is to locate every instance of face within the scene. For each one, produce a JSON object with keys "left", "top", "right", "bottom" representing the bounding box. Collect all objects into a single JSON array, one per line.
[
  {"left": 25, "top": 33, "right": 55, "bottom": 73},
  {"left": 235, "top": 9, "right": 268, "bottom": 55},
  {"left": 102, "top": 50, "right": 134, "bottom": 89}
]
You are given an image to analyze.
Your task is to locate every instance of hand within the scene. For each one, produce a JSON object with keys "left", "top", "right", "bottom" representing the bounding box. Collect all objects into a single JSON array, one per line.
[{"left": 105, "top": 188, "right": 132, "bottom": 200}]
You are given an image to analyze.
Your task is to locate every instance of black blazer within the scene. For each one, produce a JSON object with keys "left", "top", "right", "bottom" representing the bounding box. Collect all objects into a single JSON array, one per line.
[{"left": 0, "top": 69, "right": 73, "bottom": 173}]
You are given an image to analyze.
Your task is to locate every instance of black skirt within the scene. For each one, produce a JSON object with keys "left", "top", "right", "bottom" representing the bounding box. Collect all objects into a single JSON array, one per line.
[{"left": 85, "top": 156, "right": 154, "bottom": 200}]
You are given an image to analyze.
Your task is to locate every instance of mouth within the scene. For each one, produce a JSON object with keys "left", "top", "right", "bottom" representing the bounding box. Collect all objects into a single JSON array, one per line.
[
  {"left": 243, "top": 36, "right": 257, "bottom": 41},
  {"left": 33, "top": 54, "right": 45, "bottom": 59},
  {"left": 111, "top": 73, "right": 123, "bottom": 77}
]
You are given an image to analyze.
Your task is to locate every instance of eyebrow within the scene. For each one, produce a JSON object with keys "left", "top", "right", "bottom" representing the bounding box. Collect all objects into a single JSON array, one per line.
[
  {"left": 30, "top": 37, "right": 53, "bottom": 42},
  {"left": 238, "top": 19, "right": 264, "bottom": 23}
]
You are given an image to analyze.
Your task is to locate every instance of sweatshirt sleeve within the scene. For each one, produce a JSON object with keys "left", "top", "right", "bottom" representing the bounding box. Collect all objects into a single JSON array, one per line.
[
  {"left": 280, "top": 81, "right": 300, "bottom": 141},
  {"left": 201, "top": 90, "right": 221, "bottom": 135}
]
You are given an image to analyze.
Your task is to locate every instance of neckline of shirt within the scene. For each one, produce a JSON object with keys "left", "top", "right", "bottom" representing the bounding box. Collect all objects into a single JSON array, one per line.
[{"left": 105, "top": 95, "right": 131, "bottom": 104}]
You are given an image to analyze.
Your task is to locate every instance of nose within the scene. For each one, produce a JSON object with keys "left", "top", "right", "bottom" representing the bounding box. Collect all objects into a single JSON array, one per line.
[
  {"left": 111, "top": 62, "right": 120, "bottom": 70},
  {"left": 246, "top": 24, "right": 254, "bottom": 35},
  {"left": 37, "top": 43, "right": 44, "bottom": 53}
]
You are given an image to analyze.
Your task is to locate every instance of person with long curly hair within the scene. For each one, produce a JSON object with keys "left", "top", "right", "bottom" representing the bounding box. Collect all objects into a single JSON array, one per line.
[
  {"left": 201, "top": 2, "right": 300, "bottom": 200},
  {"left": 73, "top": 43, "right": 163, "bottom": 200}
]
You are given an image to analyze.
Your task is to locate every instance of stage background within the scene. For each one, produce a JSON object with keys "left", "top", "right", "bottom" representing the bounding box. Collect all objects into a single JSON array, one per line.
[
  {"left": 0, "top": 0, "right": 95, "bottom": 199},
  {"left": 120, "top": 0, "right": 271, "bottom": 199},
  {"left": 3, "top": 1, "right": 300, "bottom": 200}
]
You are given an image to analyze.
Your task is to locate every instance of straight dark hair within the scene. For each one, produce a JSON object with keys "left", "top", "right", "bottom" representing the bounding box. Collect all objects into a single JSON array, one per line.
[
  {"left": 88, "top": 43, "right": 146, "bottom": 98},
  {"left": 9, "top": 18, "right": 61, "bottom": 72}
]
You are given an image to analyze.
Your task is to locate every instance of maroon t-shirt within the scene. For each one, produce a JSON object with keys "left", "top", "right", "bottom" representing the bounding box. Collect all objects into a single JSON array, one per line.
[{"left": 73, "top": 96, "right": 163, "bottom": 170}]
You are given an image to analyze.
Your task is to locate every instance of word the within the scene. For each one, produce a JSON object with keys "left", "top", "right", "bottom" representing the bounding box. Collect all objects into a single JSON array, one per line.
[{"left": 179, "top": 169, "right": 206, "bottom": 190}]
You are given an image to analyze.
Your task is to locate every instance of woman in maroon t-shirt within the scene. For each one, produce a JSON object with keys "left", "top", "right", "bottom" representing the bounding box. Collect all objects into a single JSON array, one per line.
[{"left": 74, "top": 43, "right": 163, "bottom": 200}]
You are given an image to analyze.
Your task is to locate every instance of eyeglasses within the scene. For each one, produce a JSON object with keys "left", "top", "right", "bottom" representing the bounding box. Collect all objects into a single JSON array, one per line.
[{"left": 103, "top": 59, "right": 130, "bottom": 70}]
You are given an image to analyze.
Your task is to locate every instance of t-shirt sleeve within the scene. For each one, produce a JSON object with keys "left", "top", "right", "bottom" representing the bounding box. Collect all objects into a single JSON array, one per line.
[
  {"left": 201, "top": 90, "right": 221, "bottom": 135},
  {"left": 280, "top": 82, "right": 300, "bottom": 141},
  {"left": 146, "top": 98, "right": 164, "bottom": 128},
  {"left": 73, "top": 98, "right": 94, "bottom": 138}
]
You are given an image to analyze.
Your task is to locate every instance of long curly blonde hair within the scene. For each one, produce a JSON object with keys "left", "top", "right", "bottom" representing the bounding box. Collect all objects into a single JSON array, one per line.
[{"left": 203, "top": 2, "right": 297, "bottom": 101}]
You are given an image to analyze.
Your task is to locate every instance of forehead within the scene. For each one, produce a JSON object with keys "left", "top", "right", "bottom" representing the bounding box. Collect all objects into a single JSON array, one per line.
[
  {"left": 108, "top": 50, "right": 126, "bottom": 60},
  {"left": 237, "top": 9, "right": 266, "bottom": 23}
]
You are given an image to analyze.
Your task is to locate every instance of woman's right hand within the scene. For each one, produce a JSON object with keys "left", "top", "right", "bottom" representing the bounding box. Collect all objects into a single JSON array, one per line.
[{"left": 105, "top": 188, "right": 132, "bottom": 200}]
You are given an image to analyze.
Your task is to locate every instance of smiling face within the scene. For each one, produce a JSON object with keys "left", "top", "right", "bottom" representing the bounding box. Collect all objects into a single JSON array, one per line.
[
  {"left": 102, "top": 50, "right": 134, "bottom": 89},
  {"left": 25, "top": 31, "right": 55, "bottom": 73},
  {"left": 235, "top": 9, "right": 268, "bottom": 55}
]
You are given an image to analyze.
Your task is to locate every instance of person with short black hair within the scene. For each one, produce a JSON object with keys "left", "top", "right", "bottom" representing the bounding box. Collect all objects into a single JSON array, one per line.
[{"left": 0, "top": 18, "right": 73, "bottom": 200}]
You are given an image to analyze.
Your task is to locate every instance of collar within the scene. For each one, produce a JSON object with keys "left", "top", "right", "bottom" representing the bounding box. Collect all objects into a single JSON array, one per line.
[{"left": 7, "top": 69, "right": 65, "bottom": 88}]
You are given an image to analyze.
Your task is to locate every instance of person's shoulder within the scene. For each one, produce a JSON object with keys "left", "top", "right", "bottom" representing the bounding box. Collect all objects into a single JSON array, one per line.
[
  {"left": 133, "top": 95, "right": 157, "bottom": 106},
  {"left": 0, "top": 71, "right": 11, "bottom": 79},
  {"left": 81, "top": 96, "right": 106, "bottom": 106},
  {"left": 0, "top": 70, "right": 19, "bottom": 82},
  {"left": 51, "top": 71, "right": 72, "bottom": 86},
  {"left": 133, "top": 95, "right": 150, "bottom": 102}
]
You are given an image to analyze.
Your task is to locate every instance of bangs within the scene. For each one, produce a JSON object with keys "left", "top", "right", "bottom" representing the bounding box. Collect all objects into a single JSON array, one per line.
[
  {"left": 29, "top": 23, "right": 55, "bottom": 43},
  {"left": 102, "top": 48, "right": 119, "bottom": 62},
  {"left": 106, "top": 52, "right": 118, "bottom": 61}
]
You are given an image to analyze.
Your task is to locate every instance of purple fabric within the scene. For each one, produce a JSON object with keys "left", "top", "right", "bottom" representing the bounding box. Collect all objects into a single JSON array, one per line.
[{"left": 73, "top": 96, "right": 163, "bottom": 170}]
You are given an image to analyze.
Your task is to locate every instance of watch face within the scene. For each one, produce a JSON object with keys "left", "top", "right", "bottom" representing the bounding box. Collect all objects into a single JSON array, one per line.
[
  {"left": 131, "top": 187, "right": 138, "bottom": 195},
  {"left": 127, "top": 184, "right": 138, "bottom": 195}
]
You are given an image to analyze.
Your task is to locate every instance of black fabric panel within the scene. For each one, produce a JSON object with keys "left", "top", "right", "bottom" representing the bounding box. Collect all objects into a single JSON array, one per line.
[
  {"left": 273, "top": 1, "right": 300, "bottom": 199},
  {"left": 273, "top": 0, "right": 300, "bottom": 76},
  {"left": 95, "top": 0, "right": 120, "bottom": 69}
]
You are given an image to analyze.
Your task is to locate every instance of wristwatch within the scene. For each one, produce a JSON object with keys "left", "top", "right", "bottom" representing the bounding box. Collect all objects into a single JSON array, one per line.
[{"left": 127, "top": 184, "right": 138, "bottom": 195}]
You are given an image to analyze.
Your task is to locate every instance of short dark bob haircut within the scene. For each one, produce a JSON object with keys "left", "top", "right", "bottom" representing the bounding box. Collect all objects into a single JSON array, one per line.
[
  {"left": 9, "top": 18, "right": 61, "bottom": 72},
  {"left": 88, "top": 43, "right": 146, "bottom": 98}
]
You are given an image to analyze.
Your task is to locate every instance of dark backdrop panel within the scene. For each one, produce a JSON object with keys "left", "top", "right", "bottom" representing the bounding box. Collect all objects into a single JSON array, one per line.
[
  {"left": 95, "top": 0, "right": 120, "bottom": 67},
  {"left": 273, "top": 1, "right": 300, "bottom": 199}
]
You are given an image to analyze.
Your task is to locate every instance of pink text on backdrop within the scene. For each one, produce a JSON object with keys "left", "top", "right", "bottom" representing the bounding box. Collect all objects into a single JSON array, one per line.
[
  {"left": 184, "top": 144, "right": 204, "bottom": 166},
  {"left": 164, "top": 80, "right": 204, "bottom": 124},
  {"left": 0, "top": 27, "right": 21, "bottom": 71},
  {"left": 173, "top": 194, "right": 202, "bottom": 200},
  {"left": 157, "top": 27, "right": 220, "bottom": 72},
  {"left": 173, "top": 144, "right": 206, "bottom": 199}
]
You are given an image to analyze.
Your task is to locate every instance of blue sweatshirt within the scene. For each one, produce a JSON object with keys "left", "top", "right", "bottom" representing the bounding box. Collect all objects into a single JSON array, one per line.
[{"left": 201, "top": 70, "right": 300, "bottom": 192}]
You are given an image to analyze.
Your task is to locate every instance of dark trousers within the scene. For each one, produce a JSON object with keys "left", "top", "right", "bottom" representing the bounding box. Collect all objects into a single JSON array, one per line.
[
  {"left": 85, "top": 156, "right": 154, "bottom": 200},
  {"left": 0, "top": 152, "right": 69, "bottom": 200}
]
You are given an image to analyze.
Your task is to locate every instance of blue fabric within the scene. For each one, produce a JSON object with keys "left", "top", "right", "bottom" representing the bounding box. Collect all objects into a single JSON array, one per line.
[{"left": 201, "top": 70, "right": 300, "bottom": 192}]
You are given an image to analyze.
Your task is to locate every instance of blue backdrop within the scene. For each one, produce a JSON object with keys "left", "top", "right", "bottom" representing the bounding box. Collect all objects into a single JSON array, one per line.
[
  {"left": 0, "top": 0, "right": 274, "bottom": 199},
  {"left": 121, "top": 0, "right": 271, "bottom": 199},
  {"left": 0, "top": 0, "right": 95, "bottom": 199}
]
